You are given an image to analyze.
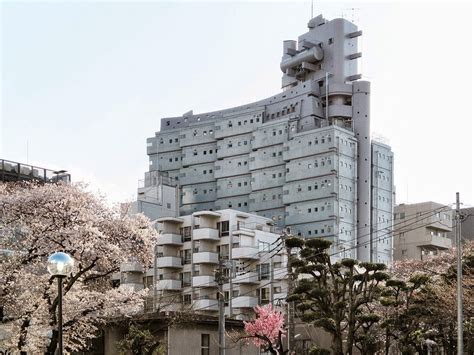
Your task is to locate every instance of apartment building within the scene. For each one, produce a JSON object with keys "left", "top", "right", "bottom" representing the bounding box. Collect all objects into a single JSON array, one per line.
[
  {"left": 152, "top": 209, "right": 287, "bottom": 319},
  {"left": 448, "top": 207, "right": 474, "bottom": 242},
  {"left": 393, "top": 202, "right": 454, "bottom": 261},
  {"left": 142, "top": 14, "right": 395, "bottom": 263}
]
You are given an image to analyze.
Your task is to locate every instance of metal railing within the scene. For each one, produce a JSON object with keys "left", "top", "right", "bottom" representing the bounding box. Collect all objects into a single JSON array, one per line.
[{"left": 0, "top": 159, "right": 70, "bottom": 183}]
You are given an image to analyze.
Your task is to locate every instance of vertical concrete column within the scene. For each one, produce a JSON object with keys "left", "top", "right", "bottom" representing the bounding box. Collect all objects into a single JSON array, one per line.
[{"left": 352, "top": 81, "right": 371, "bottom": 261}]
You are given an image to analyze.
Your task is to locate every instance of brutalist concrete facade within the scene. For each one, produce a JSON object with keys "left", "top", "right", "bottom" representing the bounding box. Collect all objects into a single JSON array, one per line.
[{"left": 144, "top": 15, "right": 394, "bottom": 263}]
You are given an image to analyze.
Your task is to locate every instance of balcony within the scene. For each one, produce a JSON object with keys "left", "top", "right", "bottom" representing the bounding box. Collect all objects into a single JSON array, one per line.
[
  {"left": 156, "top": 279, "right": 182, "bottom": 291},
  {"left": 120, "top": 262, "right": 143, "bottom": 273},
  {"left": 232, "top": 246, "right": 259, "bottom": 260},
  {"left": 233, "top": 296, "right": 258, "bottom": 308},
  {"left": 193, "top": 275, "right": 217, "bottom": 287},
  {"left": 273, "top": 267, "right": 287, "bottom": 280},
  {"left": 156, "top": 256, "right": 183, "bottom": 268},
  {"left": 193, "top": 298, "right": 219, "bottom": 311},
  {"left": 193, "top": 228, "right": 219, "bottom": 241},
  {"left": 193, "top": 252, "right": 219, "bottom": 264},
  {"left": 419, "top": 234, "right": 452, "bottom": 250},
  {"left": 157, "top": 233, "right": 183, "bottom": 246},
  {"left": 233, "top": 271, "right": 259, "bottom": 284},
  {"left": 274, "top": 292, "right": 288, "bottom": 303}
]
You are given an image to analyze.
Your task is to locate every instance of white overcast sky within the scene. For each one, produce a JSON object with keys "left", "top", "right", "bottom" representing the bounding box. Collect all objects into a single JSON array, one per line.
[{"left": 1, "top": 1, "right": 473, "bottom": 207}]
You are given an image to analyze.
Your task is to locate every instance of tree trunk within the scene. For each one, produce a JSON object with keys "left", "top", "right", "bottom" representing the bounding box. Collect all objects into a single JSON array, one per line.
[
  {"left": 45, "top": 329, "right": 59, "bottom": 355},
  {"left": 332, "top": 333, "right": 344, "bottom": 355},
  {"left": 385, "top": 328, "right": 391, "bottom": 355}
]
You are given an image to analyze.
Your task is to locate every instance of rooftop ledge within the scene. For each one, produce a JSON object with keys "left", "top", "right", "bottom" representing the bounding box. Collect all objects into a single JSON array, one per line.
[
  {"left": 193, "top": 211, "right": 221, "bottom": 218},
  {"left": 155, "top": 217, "right": 184, "bottom": 224}
]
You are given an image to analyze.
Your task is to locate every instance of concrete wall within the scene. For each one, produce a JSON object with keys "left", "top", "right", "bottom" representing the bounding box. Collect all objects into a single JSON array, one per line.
[{"left": 393, "top": 202, "right": 453, "bottom": 261}]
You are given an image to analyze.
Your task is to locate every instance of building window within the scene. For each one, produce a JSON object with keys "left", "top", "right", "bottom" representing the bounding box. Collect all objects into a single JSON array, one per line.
[
  {"left": 181, "top": 226, "right": 192, "bottom": 242},
  {"left": 183, "top": 294, "right": 192, "bottom": 304}
]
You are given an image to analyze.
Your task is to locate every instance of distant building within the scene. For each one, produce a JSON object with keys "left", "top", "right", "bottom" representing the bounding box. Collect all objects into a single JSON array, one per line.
[
  {"left": 99, "top": 314, "right": 259, "bottom": 355},
  {"left": 0, "top": 159, "right": 70, "bottom": 183},
  {"left": 393, "top": 202, "right": 454, "bottom": 261},
  {"left": 123, "top": 171, "right": 179, "bottom": 220},
  {"left": 142, "top": 14, "right": 395, "bottom": 263},
  {"left": 448, "top": 207, "right": 474, "bottom": 242}
]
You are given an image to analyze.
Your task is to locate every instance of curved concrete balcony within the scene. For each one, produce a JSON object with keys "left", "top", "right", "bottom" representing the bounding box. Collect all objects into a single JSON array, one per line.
[
  {"left": 156, "top": 256, "right": 183, "bottom": 268},
  {"left": 274, "top": 292, "right": 288, "bottom": 303},
  {"left": 233, "top": 271, "right": 259, "bottom": 284},
  {"left": 120, "top": 262, "right": 143, "bottom": 273},
  {"left": 156, "top": 279, "right": 182, "bottom": 291},
  {"left": 157, "top": 233, "right": 183, "bottom": 246},
  {"left": 193, "top": 228, "right": 219, "bottom": 241},
  {"left": 193, "top": 275, "right": 217, "bottom": 287},
  {"left": 328, "top": 104, "right": 352, "bottom": 118},
  {"left": 193, "top": 298, "right": 218, "bottom": 311},
  {"left": 273, "top": 267, "right": 287, "bottom": 280},
  {"left": 233, "top": 296, "right": 258, "bottom": 308},
  {"left": 193, "top": 252, "right": 219, "bottom": 264},
  {"left": 232, "top": 246, "right": 259, "bottom": 260}
]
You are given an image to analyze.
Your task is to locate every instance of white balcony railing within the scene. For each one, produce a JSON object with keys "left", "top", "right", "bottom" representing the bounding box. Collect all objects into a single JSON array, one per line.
[
  {"left": 120, "top": 262, "right": 143, "bottom": 273},
  {"left": 233, "top": 296, "right": 258, "bottom": 308},
  {"left": 233, "top": 271, "right": 259, "bottom": 284},
  {"left": 193, "top": 275, "right": 217, "bottom": 287},
  {"left": 156, "top": 279, "right": 182, "bottom": 291},
  {"left": 193, "top": 228, "right": 219, "bottom": 241},
  {"left": 232, "top": 247, "right": 259, "bottom": 260},
  {"left": 193, "top": 252, "right": 219, "bottom": 264},
  {"left": 193, "top": 298, "right": 218, "bottom": 311},
  {"left": 157, "top": 233, "right": 183, "bottom": 246},
  {"left": 156, "top": 256, "right": 183, "bottom": 268}
]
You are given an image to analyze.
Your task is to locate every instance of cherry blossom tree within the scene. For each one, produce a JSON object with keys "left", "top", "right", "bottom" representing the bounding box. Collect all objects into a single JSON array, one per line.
[
  {"left": 0, "top": 182, "right": 158, "bottom": 354},
  {"left": 241, "top": 304, "right": 287, "bottom": 355}
]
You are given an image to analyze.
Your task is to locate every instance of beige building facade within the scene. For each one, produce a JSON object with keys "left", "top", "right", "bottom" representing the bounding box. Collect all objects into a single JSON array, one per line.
[
  {"left": 152, "top": 209, "right": 288, "bottom": 320},
  {"left": 393, "top": 202, "right": 453, "bottom": 261}
]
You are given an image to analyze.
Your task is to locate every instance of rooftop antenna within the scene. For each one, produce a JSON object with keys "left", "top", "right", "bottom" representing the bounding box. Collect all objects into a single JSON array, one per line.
[{"left": 311, "top": 0, "right": 313, "bottom": 19}]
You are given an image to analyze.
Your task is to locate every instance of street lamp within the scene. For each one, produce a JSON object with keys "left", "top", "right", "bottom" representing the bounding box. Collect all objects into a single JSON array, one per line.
[{"left": 47, "top": 252, "right": 74, "bottom": 355}]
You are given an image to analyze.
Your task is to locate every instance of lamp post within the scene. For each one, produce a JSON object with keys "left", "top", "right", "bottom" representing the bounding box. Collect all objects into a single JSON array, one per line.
[{"left": 47, "top": 252, "right": 74, "bottom": 355}]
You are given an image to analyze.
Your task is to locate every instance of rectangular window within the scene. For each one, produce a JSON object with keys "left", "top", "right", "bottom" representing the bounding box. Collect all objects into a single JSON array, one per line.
[
  {"left": 259, "top": 263, "right": 270, "bottom": 280},
  {"left": 183, "top": 294, "right": 191, "bottom": 304},
  {"left": 182, "top": 272, "right": 191, "bottom": 287},
  {"left": 217, "top": 221, "right": 229, "bottom": 237},
  {"left": 201, "top": 334, "right": 210, "bottom": 355},
  {"left": 181, "top": 226, "right": 192, "bottom": 242}
]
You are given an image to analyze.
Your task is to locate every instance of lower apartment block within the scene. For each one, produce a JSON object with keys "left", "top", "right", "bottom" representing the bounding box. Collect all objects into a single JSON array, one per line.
[
  {"left": 393, "top": 202, "right": 454, "bottom": 261},
  {"left": 153, "top": 209, "right": 288, "bottom": 320}
]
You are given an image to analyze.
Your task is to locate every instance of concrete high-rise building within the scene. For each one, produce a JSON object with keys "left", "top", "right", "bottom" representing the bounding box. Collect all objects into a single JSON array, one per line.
[
  {"left": 143, "top": 15, "right": 394, "bottom": 263},
  {"left": 393, "top": 202, "right": 454, "bottom": 261}
]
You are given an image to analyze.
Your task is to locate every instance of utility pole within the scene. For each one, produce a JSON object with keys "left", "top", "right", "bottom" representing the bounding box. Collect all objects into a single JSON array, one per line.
[
  {"left": 282, "top": 231, "right": 295, "bottom": 353},
  {"left": 455, "top": 192, "right": 464, "bottom": 355},
  {"left": 216, "top": 258, "right": 229, "bottom": 355}
]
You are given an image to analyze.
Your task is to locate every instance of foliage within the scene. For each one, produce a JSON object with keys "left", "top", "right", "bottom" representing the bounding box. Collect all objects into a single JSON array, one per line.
[
  {"left": 380, "top": 242, "right": 474, "bottom": 355},
  {"left": 116, "top": 324, "right": 163, "bottom": 355},
  {"left": 285, "top": 236, "right": 389, "bottom": 355},
  {"left": 0, "top": 182, "right": 158, "bottom": 354},
  {"left": 242, "top": 304, "right": 287, "bottom": 355}
]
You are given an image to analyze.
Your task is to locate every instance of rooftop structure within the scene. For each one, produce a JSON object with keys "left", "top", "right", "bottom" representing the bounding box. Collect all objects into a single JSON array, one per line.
[{"left": 0, "top": 159, "right": 70, "bottom": 184}]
